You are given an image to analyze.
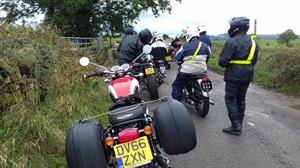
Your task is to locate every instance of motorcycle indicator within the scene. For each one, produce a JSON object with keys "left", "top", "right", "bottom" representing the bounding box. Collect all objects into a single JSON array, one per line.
[{"left": 114, "top": 136, "right": 153, "bottom": 168}]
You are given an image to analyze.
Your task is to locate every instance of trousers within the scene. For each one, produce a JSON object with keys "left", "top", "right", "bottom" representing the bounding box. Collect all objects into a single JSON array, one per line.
[{"left": 225, "top": 81, "right": 250, "bottom": 128}]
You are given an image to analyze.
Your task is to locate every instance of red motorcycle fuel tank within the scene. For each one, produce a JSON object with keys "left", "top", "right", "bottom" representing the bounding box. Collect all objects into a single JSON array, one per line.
[{"left": 108, "top": 76, "right": 139, "bottom": 99}]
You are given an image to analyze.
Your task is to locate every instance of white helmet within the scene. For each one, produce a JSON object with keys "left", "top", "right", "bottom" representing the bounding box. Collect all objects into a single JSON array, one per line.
[
  {"left": 185, "top": 29, "right": 200, "bottom": 42},
  {"left": 155, "top": 34, "right": 164, "bottom": 41},
  {"left": 197, "top": 25, "right": 207, "bottom": 33}
]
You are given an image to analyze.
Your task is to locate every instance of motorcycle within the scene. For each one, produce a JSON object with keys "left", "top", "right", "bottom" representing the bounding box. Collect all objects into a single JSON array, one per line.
[
  {"left": 131, "top": 46, "right": 161, "bottom": 99},
  {"left": 182, "top": 74, "right": 214, "bottom": 117},
  {"left": 175, "top": 61, "right": 214, "bottom": 117},
  {"left": 66, "top": 56, "right": 197, "bottom": 167}
]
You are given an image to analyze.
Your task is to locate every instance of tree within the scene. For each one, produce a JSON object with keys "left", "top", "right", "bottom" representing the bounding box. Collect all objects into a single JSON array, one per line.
[
  {"left": 277, "top": 29, "right": 298, "bottom": 47},
  {"left": 0, "top": 0, "right": 181, "bottom": 37}
]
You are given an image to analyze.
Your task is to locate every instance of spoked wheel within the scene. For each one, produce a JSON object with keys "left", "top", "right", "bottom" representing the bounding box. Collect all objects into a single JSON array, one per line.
[{"left": 195, "top": 97, "right": 210, "bottom": 118}]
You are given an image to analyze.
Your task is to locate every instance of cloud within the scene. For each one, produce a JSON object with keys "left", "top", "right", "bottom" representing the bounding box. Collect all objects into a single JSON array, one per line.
[{"left": 134, "top": 0, "right": 300, "bottom": 35}]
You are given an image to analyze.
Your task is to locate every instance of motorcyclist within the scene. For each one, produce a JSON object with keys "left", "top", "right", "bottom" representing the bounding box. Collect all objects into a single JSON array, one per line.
[
  {"left": 117, "top": 28, "right": 152, "bottom": 65},
  {"left": 198, "top": 25, "right": 212, "bottom": 48},
  {"left": 171, "top": 28, "right": 211, "bottom": 101},
  {"left": 117, "top": 28, "right": 137, "bottom": 52},
  {"left": 150, "top": 34, "right": 168, "bottom": 69},
  {"left": 171, "top": 36, "right": 182, "bottom": 52},
  {"left": 218, "top": 17, "right": 259, "bottom": 135}
]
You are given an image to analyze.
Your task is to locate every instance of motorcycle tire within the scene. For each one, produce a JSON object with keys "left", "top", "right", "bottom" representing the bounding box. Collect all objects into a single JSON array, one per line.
[
  {"left": 154, "top": 98, "right": 196, "bottom": 155},
  {"left": 196, "top": 97, "right": 210, "bottom": 118},
  {"left": 166, "top": 63, "right": 171, "bottom": 70},
  {"left": 146, "top": 74, "right": 159, "bottom": 100},
  {"left": 65, "top": 120, "right": 107, "bottom": 168}
]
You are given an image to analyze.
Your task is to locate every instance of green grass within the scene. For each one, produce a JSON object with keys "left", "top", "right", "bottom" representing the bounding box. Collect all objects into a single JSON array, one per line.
[
  {"left": 103, "top": 36, "right": 121, "bottom": 48},
  {"left": 208, "top": 56, "right": 224, "bottom": 73},
  {"left": 0, "top": 25, "right": 111, "bottom": 167},
  {"left": 209, "top": 40, "right": 300, "bottom": 97}
]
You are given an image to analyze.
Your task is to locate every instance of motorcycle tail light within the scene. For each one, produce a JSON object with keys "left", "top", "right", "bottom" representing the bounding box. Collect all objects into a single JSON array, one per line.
[
  {"left": 118, "top": 128, "right": 140, "bottom": 143},
  {"left": 202, "top": 76, "right": 210, "bottom": 82},
  {"left": 105, "top": 136, "right": 114, "bottom": 146},
  {"left": 143, "top": 125, "right": 153, "bottom": 135}
]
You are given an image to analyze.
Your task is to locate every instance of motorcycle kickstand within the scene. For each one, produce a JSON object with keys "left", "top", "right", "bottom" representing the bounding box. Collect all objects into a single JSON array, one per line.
[{"left": 156, "top": 154, "right": 171, "bottom": 168}]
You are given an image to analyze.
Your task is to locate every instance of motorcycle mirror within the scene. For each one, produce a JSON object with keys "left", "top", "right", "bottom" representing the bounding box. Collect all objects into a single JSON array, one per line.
[
  {"left": 121, "top": 63, "right": 130, "bottom": 71},
  {"left": 79, "top": 57, "right": 90, "bottom": 67},
  {"left": 142, "top": 45, "right": 152, "bottom": 54}
]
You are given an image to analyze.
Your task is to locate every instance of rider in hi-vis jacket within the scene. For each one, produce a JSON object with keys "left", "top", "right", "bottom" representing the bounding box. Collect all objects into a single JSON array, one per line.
[{"left": 171, "top": 28, "right": 211, "bottom": 101}]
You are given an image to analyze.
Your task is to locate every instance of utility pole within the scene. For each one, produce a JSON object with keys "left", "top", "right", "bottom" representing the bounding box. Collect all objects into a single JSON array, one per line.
[{"left": 254, "top": 19, "right": 257, "bottom": 35}]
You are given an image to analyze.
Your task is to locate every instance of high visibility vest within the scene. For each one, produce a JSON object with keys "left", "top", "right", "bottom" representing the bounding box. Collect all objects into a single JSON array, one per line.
[
  {"left": 190, "top": 41, "right": 202, "bottom": 61},
  {"left": 229, "top": 37, "right": 256, "bottom": 65}
]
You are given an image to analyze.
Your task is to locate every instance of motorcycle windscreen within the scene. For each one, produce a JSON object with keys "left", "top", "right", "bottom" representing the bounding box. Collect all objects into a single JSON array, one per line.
[{"left": 109, "top": 77, "right": 138, "bottom": 99}]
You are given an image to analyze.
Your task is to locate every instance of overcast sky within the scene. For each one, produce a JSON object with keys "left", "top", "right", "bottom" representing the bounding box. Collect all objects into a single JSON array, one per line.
[{"left": 134, "top": 0, "right": 300, "bottom": 36}]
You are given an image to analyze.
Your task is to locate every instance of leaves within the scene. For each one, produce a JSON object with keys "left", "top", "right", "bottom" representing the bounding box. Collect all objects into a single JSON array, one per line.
[
  {"left": 277, "top": 29, "right": 298, "bottom": 47},
  {"left": 0, "top": 0, "right": 181, "bottom": 37}
]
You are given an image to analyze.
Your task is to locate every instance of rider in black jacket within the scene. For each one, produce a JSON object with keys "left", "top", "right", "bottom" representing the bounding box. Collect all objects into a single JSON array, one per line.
[
  {"left": 118, "top": 29, "right": 152, "bottom": 65},
  {"left": 219, "top": 17, "right": 259, "bottom": 135}
]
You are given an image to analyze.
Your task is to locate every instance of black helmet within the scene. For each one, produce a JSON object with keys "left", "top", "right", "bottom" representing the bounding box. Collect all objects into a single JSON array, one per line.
[
  {"left": 125, "top": 28, "right": 136, "bottom": 35},
  {"left": 139, "top": 28, "right": 152, "bottom": 44},
  {"left": 228, "top": 17, "right": 250, "bottom": 38}
]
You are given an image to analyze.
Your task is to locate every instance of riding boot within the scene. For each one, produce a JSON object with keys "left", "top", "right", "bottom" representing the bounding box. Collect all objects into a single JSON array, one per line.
[{"left": 223, "top": 115, "right": 242, "bottom": 136}]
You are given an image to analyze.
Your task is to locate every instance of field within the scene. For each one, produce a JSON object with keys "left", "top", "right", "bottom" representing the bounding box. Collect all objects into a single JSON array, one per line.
[{"left": 208, "top": 39, "right": 300, "bottom": 97}]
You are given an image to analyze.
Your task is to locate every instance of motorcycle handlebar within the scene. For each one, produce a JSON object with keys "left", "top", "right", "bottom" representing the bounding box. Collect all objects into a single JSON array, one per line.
[
  {"left": 84, "top": 71, "right": 104, "bottom": 78},
  {"left": 131, "top": 62, "right": 151, "bottom": 68}
]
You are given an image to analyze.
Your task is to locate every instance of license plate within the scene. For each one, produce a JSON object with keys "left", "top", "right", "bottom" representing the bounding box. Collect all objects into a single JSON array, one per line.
[
  {"left": 200, "top": 81, "right": 212, "bottom": 91},
  {"left": 165, "top": 56, "right": 172, "bottom": 61},
  {"left": 114, "top": 136, "right": 153, "bottom": 168},
  {"left": 145, "top": 68, "right": 154, "bottom": 75}
]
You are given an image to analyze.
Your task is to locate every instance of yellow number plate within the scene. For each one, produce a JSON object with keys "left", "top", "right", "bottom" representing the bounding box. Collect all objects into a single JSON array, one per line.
[
  {"left": 145, "top": 68, "right": 154, "bottom": 75},
  {"left": 165, "top": 55, "right": 172, "bottom": 61},
  {"left": 113, "top": 136, "right": 153, "bottom": 168}
]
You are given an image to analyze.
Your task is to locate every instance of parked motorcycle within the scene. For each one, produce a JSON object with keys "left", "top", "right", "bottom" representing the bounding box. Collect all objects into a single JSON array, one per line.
[
  {"left": 182, "top": 74, "right": 214, "bottom": 117},
  {"left": 79, "top": 57, "right": 142, "bottom": 106},
  {"left": 66, "top": 46, "right": 197, "bottom": 168},
  {"left": 131, "top": 45, "right": 161, "bottom": 99}
]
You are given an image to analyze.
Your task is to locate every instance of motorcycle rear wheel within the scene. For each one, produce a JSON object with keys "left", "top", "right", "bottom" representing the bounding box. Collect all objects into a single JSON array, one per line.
[
  {"left": 195, "top": 97, "right": 210, "bottom": 118},
  {"left": 146, "top": 74, "right": 159, "bottom": 100}
]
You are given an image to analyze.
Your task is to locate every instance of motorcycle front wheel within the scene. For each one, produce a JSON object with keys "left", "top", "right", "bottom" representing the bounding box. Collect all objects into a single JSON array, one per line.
[{"left": 195, "top": 97, "right": 210, "bottom": 118}]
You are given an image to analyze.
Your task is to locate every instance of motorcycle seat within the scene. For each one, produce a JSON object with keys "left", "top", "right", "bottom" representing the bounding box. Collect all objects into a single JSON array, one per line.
[{"left": 108, "top": 105, "right": 146, "bottom": 125}]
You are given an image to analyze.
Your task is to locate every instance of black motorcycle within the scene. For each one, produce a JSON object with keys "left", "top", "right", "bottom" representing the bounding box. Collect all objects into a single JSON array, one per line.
[
  {"left": 182, "top": 74, "right": 214, "bottom": 117},
  {"left": 65, "top": 97, "right": 197, "bottom": 168}
]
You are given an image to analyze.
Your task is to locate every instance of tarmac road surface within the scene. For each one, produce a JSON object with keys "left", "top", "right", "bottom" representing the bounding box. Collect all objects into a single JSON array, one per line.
[{"left": 142, "top": 63, "right": 300, "bottom": 168}]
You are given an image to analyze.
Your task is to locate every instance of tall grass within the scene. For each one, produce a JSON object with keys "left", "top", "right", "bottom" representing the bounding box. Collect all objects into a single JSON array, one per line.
[
  {"left": 0, "top": 24, "right": 111, "bottom": 167},
  {"left": 208, "top": 39, "right": 300, "bottom": 97}
]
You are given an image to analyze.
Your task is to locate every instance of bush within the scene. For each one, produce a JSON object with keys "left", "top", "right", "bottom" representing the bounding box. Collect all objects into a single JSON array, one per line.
[
  {"left": 255, "top": 46, "right": 300, "bottom": 95},
  {"left": 0, "top": 24, "right": 111, "bottom": 167}
]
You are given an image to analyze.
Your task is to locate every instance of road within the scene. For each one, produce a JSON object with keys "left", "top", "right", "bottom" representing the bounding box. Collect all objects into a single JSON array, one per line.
[{"left": 143, "top": 63, "right": 300, "bottom": 168}]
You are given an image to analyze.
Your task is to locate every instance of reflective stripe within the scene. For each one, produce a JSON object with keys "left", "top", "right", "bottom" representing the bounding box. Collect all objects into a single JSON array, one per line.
[
  {"left": 191, "top": 42, "right": 202, "bottom": 61},
  {"left": 229, "top": 37, "right": 256, "bottom": 65}
]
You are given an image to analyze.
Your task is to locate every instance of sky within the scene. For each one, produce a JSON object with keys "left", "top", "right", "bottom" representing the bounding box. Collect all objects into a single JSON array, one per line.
[
  {"left": 134, "top": 0, "right": 300, "bottom": 36},
  {"left": 1, "top": 0, "right": 299, "bottom": 36}
]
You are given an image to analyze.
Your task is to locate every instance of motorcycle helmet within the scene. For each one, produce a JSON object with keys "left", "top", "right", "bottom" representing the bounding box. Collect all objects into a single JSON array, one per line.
[
  {"left": 185, "top": 29, "right": 200, "bottom": 42},
  {"left": 124, "top": 28, "right": 136, "bottom": 35},
  {"left": 228, "top": 17, "right": 250, "bottom": 38},
  {"left": 155, "top": 34, "right": 164, "bottom": 42},
  {"left": 197, "top": 25, "right": 207, "bottom": 34},
  {"left": 139, "top": 29, "right": 152, "bottom": 44}
]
